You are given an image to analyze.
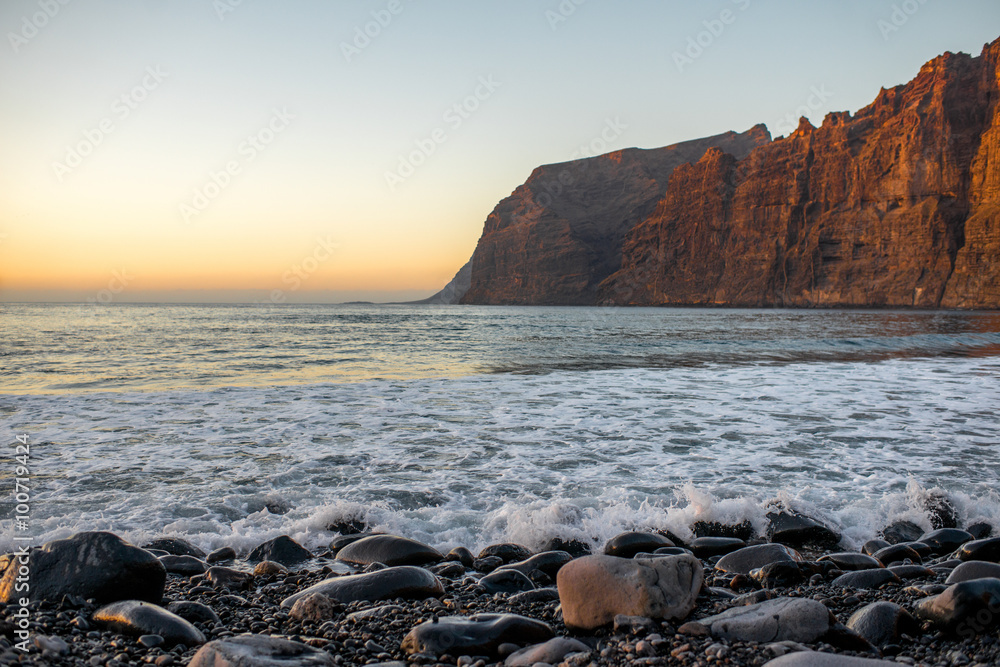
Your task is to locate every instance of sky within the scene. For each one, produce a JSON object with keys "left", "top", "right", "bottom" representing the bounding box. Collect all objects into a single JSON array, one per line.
[{"left": 1, "top": 0, "right": 998, "bottom": 303}]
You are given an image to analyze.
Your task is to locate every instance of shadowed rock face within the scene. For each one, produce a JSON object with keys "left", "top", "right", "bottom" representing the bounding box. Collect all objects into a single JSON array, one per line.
[
  {"left": 459, "top": 126, "right": 771, "bottom": 305},
  {"left": 602, "top": 39, "right": 1000, "bottom": 308}
]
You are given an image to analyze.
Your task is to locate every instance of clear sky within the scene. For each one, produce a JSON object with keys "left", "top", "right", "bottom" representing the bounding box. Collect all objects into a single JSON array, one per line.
[{"left": 1, "top": 0, "right": 998, "bottom": 303}]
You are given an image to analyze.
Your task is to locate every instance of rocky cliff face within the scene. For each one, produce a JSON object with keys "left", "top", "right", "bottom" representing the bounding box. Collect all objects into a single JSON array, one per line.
[
  {"left": 600, "top": 39, "right": 1000, "bottom": 308},
  {"left": 459, "top": 126, "right": 772, "bottom": 305}
]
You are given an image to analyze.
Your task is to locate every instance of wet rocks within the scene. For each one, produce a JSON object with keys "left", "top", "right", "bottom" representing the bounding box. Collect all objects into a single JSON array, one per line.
[
  {"left": 165, "top": 600, "right": 220, "bottom": 625},
  {"left": 557, "top": 554, "right": 702, "bottom": 630},
  {"left": 946, "top": 560, "right": 1000, "bottom": 584},
  {"left": 158, "top": 554, "right": 208, "bottom": 576},
  {"left": 92, "top": 600, "right": 205, "bottom": 647},
  {"left": 0, "top": 531, "right": 166, "bottom": 604},
  {"left": 831, "top": 569, "right": 900, "bottom": 590},
  {"left": 956, "top": 537, "right": 1000, "bottom": 562},
  {"left": 497, "top": 550, "right": 573, "bottom": 579},
  {"left": 766, "top": 511, "right": 841, "bottom": 549},
  {"left": 918, "top": 528, "right": 973, "bottom": 555},
  {"left": 246, "top": 535, "right": 313, "bottom": 566},
  {"left": 751, "top": 562, "right": 806, "bottom": 589},
  {"left": 698, "top": 597, "right": 833, "bottom": 643},
  {"left": 189, "top": 634, "right": 335, "bottom": 666},
  {"left": 689, "top": 537, "right": 746, "bottom": 559},
  {"left": 289, "top": 592, "right": 337, "bottom": 622},
  {"left": 873, "top": 544, "right": 922, "bottom": 566},
  {"left": 914, "top": 577, "right": 1000, "bottom": 633},
  {"left": 445, "top": 546, "right": 475, "bottom": 567},
  {"left": 846, "top": 601, "right": 919, "bottom": 648},
  {"left": 692, "top": 520, "right": 756, "bottom": 541},
  {"left": 715, "top": 543, "right": 802, "bottom": 574},
  {"left": 967, "top": 522, "right": 994, "bottom": 540},
  {"left": 888, "top": 564, "right": 936, "bottom": 580},
  {"left": 504, "top": 637, "right": 590, "bottom": 667},
  {"left": 280, "top": 566, "right": 443, "bottom": 607},
  {"left": 144, "top": 537, "right": 207, "bottom": 558},
  {"left": 401, "top": 614, "right": 554, "bottom": 658},
  {"left": 478, "top": 543, "right": 532, "bottom": 564},
  {"left": 818, "top": 553, "right": 883, "bottom": 571},
  {"left": 207, "top": 546, "right": 236, "bottom": 563},
  {"left": 923, "top": 492, "right": 960, "bottom": 529},
  {"left": 603, "top": 531, "right": 674, "bottom": 558},
  {"left": 765, "top": 653, "right": 899, "bottom": 666},
  {"left": 480, "top": 569, "right": 535, "bottom": 594},
  {"left": 253, "top": 560, "right": 289, "bottom": 576},
  {"left": 540, "top": 537, "right": 592, "bottom": 557},
  {"left": 880, "top": 521, "right": 924, "bottom": 545},
  {"left": 862, "top": 539, "right": 890, "bottom": 556},
  {"left": 206, "top": 566, "right": 253, "bottom": 590},
  {"left": 336, "top": 534, "right": 443, "bottom": 567}
]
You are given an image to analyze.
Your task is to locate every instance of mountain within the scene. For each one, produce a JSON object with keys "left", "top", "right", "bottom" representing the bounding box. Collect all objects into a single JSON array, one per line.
[{"left": 443, "top": 37, "right": 1000, "bottom": 309}]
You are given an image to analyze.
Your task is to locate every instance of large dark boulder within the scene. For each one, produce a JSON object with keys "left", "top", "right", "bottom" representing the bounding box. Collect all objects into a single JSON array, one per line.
[
  {"left": 280, "top": 566, "right": 443, "bottom": 608},
  {"left": 0, "top": 532, "right": 165, "bottom": 604},
  {"left": 143, "top": 537, "right": 206, "bottom": 558},
  {"left": 402, "top": 614, "right": 553, "bottom": 658},
  {"left": 766, "top": 511, "right": 841, "bottom": 549},
  {"left": 336, "top": 535, "right": 442, "bottom": 567},
  {"left": 603, "top": 532, "right": 673, "bottom": 559},
  {"left": 246, "top": 535, "right": 313, "bottom": 566},
  {"left": 93, "top": 600, "right": 205, "bottom": 647}
]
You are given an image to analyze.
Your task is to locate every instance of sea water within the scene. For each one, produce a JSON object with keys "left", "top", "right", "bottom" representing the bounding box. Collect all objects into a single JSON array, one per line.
[{"left": 1, "top": 303, "right": 998, "bottom": 555}]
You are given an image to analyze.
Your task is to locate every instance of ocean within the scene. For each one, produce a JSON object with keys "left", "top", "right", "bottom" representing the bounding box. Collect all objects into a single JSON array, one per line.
[{"left": 1, "top": 303, "right": 999, "bottom": 556}]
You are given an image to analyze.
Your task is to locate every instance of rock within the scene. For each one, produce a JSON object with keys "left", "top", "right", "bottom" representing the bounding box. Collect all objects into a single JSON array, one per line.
[
  {"left": 158, "top": 555, "right": 208, "bottom": 576},
  {"left": 873, "top": 544, "right": 921, "bottom": 566},
  {"left": 956, "top": 537, "right": 1000, "bottom": 562},
  {"left": 144, "top": 537, "right": 207, "bottom": 558},
  {"left": 480, "top": 569, "right": 535, "bottom": 595},
  {"left": 644, "top": 547, "right": 691, "bottom": 557},
  {"left": 445, "top": 546, "right": 475, "bottom": 567},
  {"left": 818, "top": 553, "right": 883, "bottom": 571},
  {"left": 327, "top": 517, "right": 368, "bottom": 535},
  {"left": 289, "top": 593, "right": 337, "bottom": 623},
  {"left": 751, "top": 562, "right": 805, "bottom": 589},
  {"left": 33, "top": 635, "right": 69, "bottom": 655},
  {"left": 556, "top": 554, "right": 702, "bottom": 630},
  {"left": 831, "top": 569, "right": 900, "bottom": 590},
  {"left": 540, "top": 537, "right": 591, "bottom": 557},
  {"left": 946, "top": 561, "right": 1000, "bottom": 584},
  {"left": 330, "top": 532, "right": 384, "bottom": 552},
  {"left": 165, "top": 601, "right": 220, "bottom": 625},
  {"left": 401, "top": 614, "right": 553, "bottom": 658},
  {"left": 846, "top": 602, "right": 919, "bottom": 648},
  {"left": 206, "top": 566, "right": 253, "bottom": 590},
  {"left": 689, "top": 537, "right": 746, "bottom": 558},
  {"left": 281, "top": 566, "right": 443, "bottom": 607},
  {"left": 253, "top": 560, "right": 288, "bottom": 576},
  {"left": 429, "top": 562, "right": 466, "bottom": 579},
  {"left": 510, "top": 588, "right": 560, "bottom": 604},
  {"left": 478, "top": 543, "right": 532, "bottom": 564},
  {"left": 918, "top": 528, "right": 974, "bottom": 555},
  {"left": 473, "top": 556, "right": 504, "bottom": 573},
  {"left": 923, "top": 492, "right": 960, "bottom": 529},
  {"left": 765, "top": 511, "right": 841, "bottom": 549},
  {"left": 914, "top": 577, "right": 1000, "bottom": 633},
  {"left": 764, "top": 653, "right": 899, "bottom": 666},
  {"left": 189, "top": 634, "right": 335, "bottom": 666},
  {"left": 698, "top": 597, "right": 832, "bottom": 643},
  {"left": 93, "top": 600, "right": 205, "bottom": 647},
  {"left": 336, "top": 534, "right": 443, "bottom": 567},
  {"left": 715, "top": 544, "right": 802, "bottom": 574},
  {"left": 346, "top": 604, "right": 404, "bottom": 623},
  {"left": 0, "top": 531, "right": 165, "bottom": 604},
  {"left": 967, "top": 522, "right": 994, "bottom": 540},
  {"left": 692, "top": 520, "right": 756, "bottom": 541},
  {"left": 861, "top": 539, "right": 890, "bottom": 556},
  {"left": 504, "top": 637, "right": 590, "bottom": 667},
  {"left": 139, "top": 634, "right": 164, "bottom": 648},
  {"left": 497, "top": 551, "right": 573, "bottom": 579},
  {"left": 246, "top": 535, "right": 313, "bottom": 566},
  {"left": 888, "top": 565, "right": 936, "bottom": 580},
  {"left": 881, "top": 521, "right": 924, "bottom": 545},
  {"left": 603, "top": 531, "right": 673, "bottom": 558},
  {"left": 613, "top": 614, "right": 656, "bottom": 634},
  {"left": 207, "top": 547, "right": 236, "bottom": 563}
]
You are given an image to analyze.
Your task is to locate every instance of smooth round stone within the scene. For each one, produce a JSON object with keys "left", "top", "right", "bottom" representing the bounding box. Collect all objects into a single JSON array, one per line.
[
  {"left": 138, "top": 634, "right": 164, "bottom": 648},
  {"left": 832, "top": 569, "right": 900, "bottom": 590},
  {"left": 509, "top": 588, "right": 560, "bottom": 604},
  {"left": 481, "top": 569, "right": 535, "bottom": 594},
  {"left": 765, "top": 652, "right": 902, "bottom": 666},
  {"left": 326, "top": 517, "right": 368, "bottom": 535},
  {"left": 473, "top": 556, "right": 504, "bottom": 573},
  {"left": 715, "top": 544, "right": 802, "bottom": 575},
  {"left": 280, "top": 566, "right": 443, "bottom": 607},
  {"left": 540, "top": 537, "right": 592, "bottom": 557},
  {"left": 603, "top": 532, "right": 674, "bottom": 559},
  {"left": 0, "top": 531, "right": 165, "bottom": 605},
  {"left": 206, "top": 547, "right": 236, "bottom": 563},
  {"left": 346, "top": 604, "right": 404, "bottom": 623},
  {"left": 165, "top": 601, "right": 220, "bottom": 625},
  {"left": 945, "top": 560, "right": 1000, "bottom": 584},
  {"left": 873, "top": 544, "right": 921, "bottom": 566},
  {"left": 337, "top": 535, "right": 443, "bottom": 567},
  {"left": 93, "top": 600, "right": 205, "bottom": 647},
  {"left": 846, "top": 601, "right": 919, "bottom": 648},
  {"left": 478, "top": 543, "right": 533, "bottom": 564},
  {"left": 956, "top": 537, "right": 1000, "bottom": 562},
  {"left": 888, "top": 565, "right": 936, "bottom": 580},
  {"left": 445, "top": 546, "right": 475, "bottom": 567},
  {"left": 497, "top": 551, "right": 572, "bottom": 579},
  {"left": 504, "top": 637, "right": 591, "bottom": 667},
  {"left": 650, "top": 547, "right": 694, "bottom": 557},
  {"left": 690, "top": 537, "right": 746, "bottom": 559},
  {"left": 918, "top": 529, "right": 973, "bottom": 555},
  {"left": 818, "top": 553, "right": 883, "bottom": 571},
  {"left": 247, "top": 535, "right": 313, "bottom": 566},
  {"left": 189, "top": 635, "right": 334, "bottom": 666},
  {"left": 915, "top": 577, "right": 1000, "bottom": 633},
  {"left": 429, "top": 561, "right": 466, "bottom": 579},
  {"left": 766, "top": 511, "right": 841, "bottom": 549},
  {"left": 289, "top": 592, "right": 337, "bottom": 622},
  {"left": 967, "top": 522, "right": 994, "bottom": 540},
  {"left": 698, "top": 597, "right": 832, "bottom": 643},
  {"left": 880, "top": 520, "right": 924, "bottom": 545},
  {"left": 751, "top": 562, "right": 804, "bottom": 589},
  {"left": 401, "top": 614, "right": 553, "bottom": 658},
  {"left": 144, "top": 538, "right": 206, "bottom": 558},
  {"left": 205, "top": 566, "right": 252, "bottom": 590},
  {"left": 330, "top": 531, "right": 384, "bottom": 552},
  {"left": 861, "top": 539, "right": 890, "bottom": 556},
  {"left": 158, "top": 555, "right": 208, "bottom": 576},
  {"left": 253, "top": 560, "right": 289, "bottom": 576}
]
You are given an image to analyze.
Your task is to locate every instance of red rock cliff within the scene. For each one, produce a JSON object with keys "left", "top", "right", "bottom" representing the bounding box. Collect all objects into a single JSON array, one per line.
[{"left": 600, "top": 39, "right": 1000, "bottom": 308}]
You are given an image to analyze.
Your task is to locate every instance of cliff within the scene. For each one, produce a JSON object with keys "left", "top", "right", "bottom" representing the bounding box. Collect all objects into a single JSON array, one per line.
[
  {"left": 600, "top": 39, "right": 1000, "bottom": 308},
  {"left": 459, "top": 126, "right": 772, "bottom": 305}
]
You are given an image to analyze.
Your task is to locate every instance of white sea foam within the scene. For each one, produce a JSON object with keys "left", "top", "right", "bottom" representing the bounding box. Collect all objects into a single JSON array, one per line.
[{"left": 1, "top": 356, "right": 998, "bottom": 555}]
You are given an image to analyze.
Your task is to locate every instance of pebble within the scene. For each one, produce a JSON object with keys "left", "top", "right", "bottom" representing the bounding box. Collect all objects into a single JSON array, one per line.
[{"left": 336, "top": 534, "right": 443, "bottom": 567}]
